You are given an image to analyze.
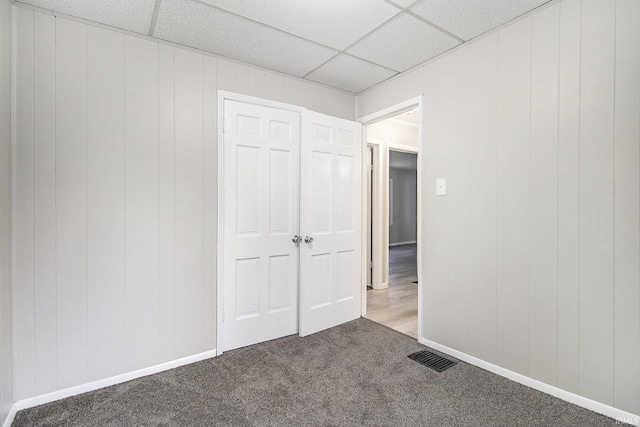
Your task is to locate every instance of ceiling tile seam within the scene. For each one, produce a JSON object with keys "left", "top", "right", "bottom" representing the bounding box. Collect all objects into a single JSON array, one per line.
[
  {"left": 301, "top": 53, "right": 342, "bottom": 79},
  {"left": 381, "top": 0, "right": 419, "bottom": 13},
  {"left": 403, "top": 9, "right": 466, "bottom": 43},
  {"left": 356, "top": 0, "right": 563, "bottom": 96},
  {"left": 149, "top": 0, "right": 162, "bottom": 36},
  {"left": 10, "top": 1, "right": 357, "bottom": 96},
  {"left": 302, "top": 50, "right": 400, "bottom": 80},
  {"left": 192, "top": 0, "right": 415, "bottom": 77},
  {"left": 192, "top": 0, "right": 342, "bottom": 54},
  {"left": 193, "top": 0, "right": 406, "bottom": 78},
  {"left": 306, "top": 9, "right": 409, "bottom": 77}
]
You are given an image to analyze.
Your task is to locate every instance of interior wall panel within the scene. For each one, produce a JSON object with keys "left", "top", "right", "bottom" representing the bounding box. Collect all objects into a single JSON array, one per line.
[
  {"left": 203, "top": 55, "right": 218, "bottom": 350},
  {"left": 460, "top": 34, "right": 498, "bottom": 365},
  {"left": 421, "top": 58, "right": 457, "bottom": 348},
  {"left": 12, "top": 9, "right": 355, "bottom": 401},
  {"left": 495, "top": 17, "right": 531, "bottom": 377},
  {"left": 14, "top": 6, "right": 35, "bottom": 400},
  {"left": 528, "top": 3, "right": 560, "bottom": 386},
  {"left": 86, "top": 25, "right": 126, "bottom": 382},
  {"left": 158, "top": 43, "right": 177, "bottom": 363},
  {"left": 578, "top": 0, "right": 616, "bottom": 406},
  {"left": 0, "top": 0, "right": 12, "bottom": 422},
  {"left": 556, "top": 0, "right": 581, "bottom": 395},
  {"left": 613, "top": 0, "right": 640, "bottom": 415},
  {"left": 32, "top": 11, "right": 57, "bottom": 396},
  {"left": 358, "top": 0, "right": 640, "bottom": 416},
  {"left": 55, "top": 16, "right": 89, "bottom": 392},
  {"left": 124, "top": 35, "right": 160, "bottom": 371},
  {"left": 174, "top": 48, "right": 205, "bottom": 358}
]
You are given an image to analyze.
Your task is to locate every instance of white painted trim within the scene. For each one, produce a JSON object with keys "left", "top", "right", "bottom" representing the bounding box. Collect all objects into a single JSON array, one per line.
[
  {"left": 419, "top": 337, "right": 639, "bottom": 424},
  {"left": 217, "top": 91, "right": 304, "bottom": 355},
  {"left": 366, "top": 139, "right": 384, "bottom": 290},
  {"left": 218, "top": 91, "right": 303, "bottom": 114},
  {"left": 387, "top": 142, "right": 419, "bottom": 154},
  {"left": 360, "top": 122, "right": 369, "bottom": 315},
  {"left": 358, "top": 96, "right": 423, "bottom": 125},
  {"left": 389, "top": 241, "right": 417, "bottom": 247},
  {"left": 12, "top": 350, "right": 216, "bottom": 412},
  {"left": 358, "top": 96, "right": 423, "bottom": 334},
  {"left": 2, "top": 404, "right": 17, "bottom": 427}
]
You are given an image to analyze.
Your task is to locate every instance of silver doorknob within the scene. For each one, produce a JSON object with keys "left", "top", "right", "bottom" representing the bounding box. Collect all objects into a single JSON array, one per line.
[
  {"left": 292, "top": 235, "right": 302, "bottom": 244},
  {"left": 304, "top": 236, "right": 313, "bottom": 244}
]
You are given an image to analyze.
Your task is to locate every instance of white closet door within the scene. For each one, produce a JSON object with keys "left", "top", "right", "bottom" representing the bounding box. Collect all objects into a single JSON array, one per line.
[
  {"left": 299, "top": 110, "right": 363, "bottom": 337},
  {"left": 222, "top": 100, "right": 300, "bottom": 351}
]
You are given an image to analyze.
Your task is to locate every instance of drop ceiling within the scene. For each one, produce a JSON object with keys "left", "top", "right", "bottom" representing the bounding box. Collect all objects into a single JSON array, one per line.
[{"left": 15, "top": 0, "right": 553, "bottom": 94}]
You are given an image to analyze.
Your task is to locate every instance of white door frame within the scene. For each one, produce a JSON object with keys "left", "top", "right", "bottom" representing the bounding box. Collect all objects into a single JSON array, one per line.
[
  {"left": 216, "top": 91, "right": 303, "bottom": 356},
  {"left": 358, "top": 96, "right": 423, "bottom": 340}
]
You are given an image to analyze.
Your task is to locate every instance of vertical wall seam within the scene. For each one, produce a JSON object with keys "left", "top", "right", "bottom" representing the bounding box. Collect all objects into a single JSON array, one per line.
[
  {"left": 576, "top": 0, "right": 582, "bottom": 396},
  {"left": 30, "top": 11, "right": 35, "bottom": 395},
  {"left": 84, "top": 23, "right": 88, "bottom": 382},
  {"left": 556, "top": 2, "right": 561, "bottom": 388},
  {"left": 201, "top": 54, "right": 205, "bottom": 351},
  {"left": 123, "top": 34, "right": 127, "bottom": 369},
  {"left": 495, "top": 30, "right": 500, "bottom": 364},
  {"left": 528, "top": 16, "right": 533, "bottom": 377},
  {"left": 172, "top": 46, "right": 176, "bottom": 360},
  {"left": 611, "top": 0, "right": 617, "bottom": 407},
  {"left": 52, "top": 13, "right": 57, "bottom": 392},
  {"left": 157, "top": 42, "right": 160, "bottom": 362},
  {"left": 121, "top": 34, "right": 125, "bottom": 368}
]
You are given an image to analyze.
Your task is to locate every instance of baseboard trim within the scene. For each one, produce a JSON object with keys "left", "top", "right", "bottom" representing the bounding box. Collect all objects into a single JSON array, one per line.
[
  {"left": 13, "top": 349, "right": 217, "bottom": 413},
  {"left": 419, "top": 338, "right": 639, "bottom": 424},
  {"left": 2, "top": 403, "right": 18, "bottom": 427},
  {"left": 389, "top": 241, "right": 417, "bottom": 247}
]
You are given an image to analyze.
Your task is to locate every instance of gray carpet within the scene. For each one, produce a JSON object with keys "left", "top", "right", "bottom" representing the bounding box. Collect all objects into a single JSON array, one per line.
[{"left": 13, "top": 318, "right": 618, "bottom": 426}]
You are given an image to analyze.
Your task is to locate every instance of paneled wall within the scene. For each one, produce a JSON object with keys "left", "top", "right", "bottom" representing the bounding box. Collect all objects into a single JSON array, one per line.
[
  {"left": 1, "top": 0, "right": 14, "bottom": 423},
  {"left": 13, "top": 7, "right": 355, "bottom": 400},
  {"left": 358, "top": 0, "right": 640, "bottom": 415}
]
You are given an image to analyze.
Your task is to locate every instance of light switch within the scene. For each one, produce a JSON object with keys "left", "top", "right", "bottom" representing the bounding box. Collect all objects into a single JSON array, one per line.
[{"left": 436, "top": 178, "right": 446, "bottom": 196}]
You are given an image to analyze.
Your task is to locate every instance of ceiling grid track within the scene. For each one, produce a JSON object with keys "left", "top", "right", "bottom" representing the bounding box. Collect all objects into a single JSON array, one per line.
[{"left": 15, "top": 0, "right": 558, "bottom": 93}]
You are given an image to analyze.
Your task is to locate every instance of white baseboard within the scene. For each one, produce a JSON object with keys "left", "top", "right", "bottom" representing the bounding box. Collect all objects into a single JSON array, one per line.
[
  {"left": 371, "top": 281, "right": 388, "bottom": 290},
  {"left": 419, "top": 337, "right": 639, "bottom": 424},
  {"left": 12, "top": 349, "right": 217, "bottom": 413},
  {"left": 2, "top": 403, "right": 17, "bottom": 427},
  {"left": 389, "top": 241, "right": 417, "bottom": 247}
]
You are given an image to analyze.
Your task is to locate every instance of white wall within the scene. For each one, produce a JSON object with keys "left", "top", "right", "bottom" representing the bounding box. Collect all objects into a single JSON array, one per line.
[
  {"left": 12, "top": 7, "right": 355, "bottom": 401},
  {"left": 367, "top": 120, "right": 418, "bottom": 148},
  {"left": 0, "top": 0, "right": 14, "bottom": 423},
  {"left": 389, "top": 166, "right": 417, "bottom": 245},
  {"left": 358, "top": 0, "right": 640, "bottom": 416}
]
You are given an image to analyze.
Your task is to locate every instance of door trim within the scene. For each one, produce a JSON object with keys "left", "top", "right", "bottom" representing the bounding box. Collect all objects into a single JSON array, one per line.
[
  {"left": 216, "top": 91, "right": 303, "bottom": 356},
  {"left": 358, "top": 95, "right": 424, "bottom": 342}
]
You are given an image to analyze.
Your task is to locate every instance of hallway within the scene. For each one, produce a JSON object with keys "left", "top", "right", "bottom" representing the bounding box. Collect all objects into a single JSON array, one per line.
[{"left": 364, "top": 244, "right": 418, "bottom": 338}]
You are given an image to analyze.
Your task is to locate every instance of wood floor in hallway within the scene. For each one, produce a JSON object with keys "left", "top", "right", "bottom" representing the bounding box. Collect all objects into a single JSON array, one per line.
[{"left": 364, "top": 244, "right": 418, "bottom": 338}]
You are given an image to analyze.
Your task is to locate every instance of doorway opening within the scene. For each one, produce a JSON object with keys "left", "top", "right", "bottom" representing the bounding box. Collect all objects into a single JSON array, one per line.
[{"left": 360, "top": 98, "right": 421, "bottom": 340}]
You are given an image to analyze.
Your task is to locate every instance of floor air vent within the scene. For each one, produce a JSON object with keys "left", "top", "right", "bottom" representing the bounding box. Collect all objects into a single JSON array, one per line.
[{"left": 408, "top": 350, "right": 457, "bottom": 372}]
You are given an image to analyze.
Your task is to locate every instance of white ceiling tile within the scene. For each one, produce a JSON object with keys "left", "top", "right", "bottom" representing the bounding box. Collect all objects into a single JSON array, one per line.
[
  {"left": 154, "top": 0, "right": 337, "bottom": 77},
  {"left": 410, "top": 0, "right": 552, "bottom": 41},
  {"left": 196, "top": 0, "right": 399, "bottom": 50},
  {"left": 347, "top": 13, "right": 460, "bottom": 73},
  {"left": 386, "top": 0, "right": 420, "bottom": 9},
  {"left": 305, "top": 54, "right": 397, "bottom": 94},
  {"left": 17, "top": 0, "right": 156, "bottom": 34}
]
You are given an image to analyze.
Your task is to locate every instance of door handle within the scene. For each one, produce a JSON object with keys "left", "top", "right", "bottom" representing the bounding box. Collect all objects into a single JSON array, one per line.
[
  {"left": 292, "top": 235, "right": 302, "bottom": 244},
  {"left": 304, "top": 236, "right": 313, "bottom": 244}
]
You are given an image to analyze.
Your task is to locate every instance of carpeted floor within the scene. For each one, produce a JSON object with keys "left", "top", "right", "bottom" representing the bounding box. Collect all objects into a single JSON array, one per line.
[{"left": 13, "top": 318, "right": 618, "bottom": 426}]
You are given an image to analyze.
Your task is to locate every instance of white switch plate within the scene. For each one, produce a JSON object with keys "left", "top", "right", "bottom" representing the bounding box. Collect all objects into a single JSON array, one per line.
[{"left": 436, "top": 178, "right": 446, "bottom": 196}]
